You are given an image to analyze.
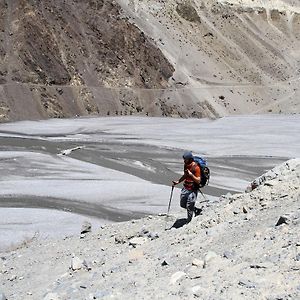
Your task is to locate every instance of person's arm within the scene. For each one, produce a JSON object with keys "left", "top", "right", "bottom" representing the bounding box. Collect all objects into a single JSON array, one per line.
[
  {"left": 186, "top": 166, "right": 200, "bottom": 185},
  {"left": 172, "top": 173, "right": 187, "bottom": 186}
]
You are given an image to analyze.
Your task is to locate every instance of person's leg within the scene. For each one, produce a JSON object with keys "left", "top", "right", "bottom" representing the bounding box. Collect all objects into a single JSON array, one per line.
[
  {"left": 180, "top": 188, "right": 188, "bottom": 209},
  {"left": 192, "top": 191, "right": 202, "bottom": 216},
  {"left": 186, "top": 191, "right": 197, "bottom": 223}
]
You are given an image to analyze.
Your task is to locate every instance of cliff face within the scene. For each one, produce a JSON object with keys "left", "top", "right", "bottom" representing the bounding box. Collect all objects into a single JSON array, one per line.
[{"left": 0, "top": 0, "right": 299, "bottom": 121}]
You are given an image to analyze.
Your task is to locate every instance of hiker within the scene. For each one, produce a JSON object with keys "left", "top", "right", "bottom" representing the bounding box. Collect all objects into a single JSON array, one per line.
[{"left": 172, "top": 151, "right": 202, "bottom": 223}]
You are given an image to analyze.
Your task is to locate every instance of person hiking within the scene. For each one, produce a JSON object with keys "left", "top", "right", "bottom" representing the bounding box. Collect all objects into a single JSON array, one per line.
[{"left": 172, "top": 151, "right": 202, "bottom": 223}]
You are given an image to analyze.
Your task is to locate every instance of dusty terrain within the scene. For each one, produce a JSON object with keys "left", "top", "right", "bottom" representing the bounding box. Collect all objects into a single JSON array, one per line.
[
  {"left": 0, "top": 0, "right": 299, "bottom": 121},
  {"left": 0, "top": 159, "right": 299, "bottom": 299}
]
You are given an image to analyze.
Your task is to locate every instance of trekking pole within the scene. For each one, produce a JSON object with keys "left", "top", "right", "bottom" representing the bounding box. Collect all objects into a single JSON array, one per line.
[
  {"left": 164, "top": 185, "right": 175, "bottom": 231},
  {"left": 167, "top": 185, "right": 175, "bottom": 215},
  {"left": 198, "top": 189, "right": 209, "bottom": 203}
]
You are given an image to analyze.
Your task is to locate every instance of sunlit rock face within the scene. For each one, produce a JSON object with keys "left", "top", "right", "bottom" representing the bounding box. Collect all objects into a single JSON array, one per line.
[{"left": 0, "top": 0, "right": 299, "bottom": 121}]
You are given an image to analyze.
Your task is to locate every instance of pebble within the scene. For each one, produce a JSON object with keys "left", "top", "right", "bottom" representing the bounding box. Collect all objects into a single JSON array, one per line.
[
  {"left": 192, "top": 258, "right": 204, "bottom": 267},
  {"left": 81, "top": 221, "right": 92, "bottom": 234},
  {"left": 223, "top": 250, "right": 235, "bottom": 259},
  {"left": 170, "top": 271, "right": 186, "bottom": 284},
  {"left": 129, "top": 237, "right": 147, "bottom": 247},
  {"left": 9, "top": 275, "right": 17, "bottom": 281},
  {"left": 188, "top": 267, "right": 202, "bottom": 279},
  {"left": 44, "top": 292, "right": 61, "bottom": 300},
  {"left": 204, "top": 251, "right": 218, "bottom": 268},
  {"left": 242, "top": 206, "right": 249, "bottom": 213},
  {"left": 161, "top": 260, "right": 168, "bottom": 266},
  {"left": 276, "top": 215, "right": 290, "bottom": 226},
  {"left": 238, "top": 279, "right": 257, "bottom": 289},
  {"left": 0, "top": 292, "right": 7, "bottom": 300},
  {"left": 115, "top": 236, "right": 126, "bottom": 244},
  {"left": 191, "top": 285, "right": 204, "bottom": 297},
  {"left": 71, "top": 256, "right": 90, "bottom": 271}
]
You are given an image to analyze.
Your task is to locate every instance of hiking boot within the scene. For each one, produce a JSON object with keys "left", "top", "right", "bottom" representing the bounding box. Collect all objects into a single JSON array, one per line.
[{"left": 194, "top": 207, "right": 202, "bottom": 217}]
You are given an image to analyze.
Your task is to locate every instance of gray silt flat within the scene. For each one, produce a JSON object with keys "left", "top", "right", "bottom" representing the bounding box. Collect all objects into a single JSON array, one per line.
[{"left": 0, "top": 135, "right": 288, "bottom": 222}]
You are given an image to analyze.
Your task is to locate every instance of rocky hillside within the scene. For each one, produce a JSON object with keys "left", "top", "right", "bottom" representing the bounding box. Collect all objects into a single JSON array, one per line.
[
  {"left": 0, "top": 0, "right": 300, "bottom": 121},
  {"left": 0, "top": 159, "right": 299, "bottom": 299}
]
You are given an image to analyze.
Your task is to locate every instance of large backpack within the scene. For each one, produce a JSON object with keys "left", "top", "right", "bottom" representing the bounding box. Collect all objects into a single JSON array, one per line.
[{"left": 193, "top": 156, "right": 210, "bottom": 188}]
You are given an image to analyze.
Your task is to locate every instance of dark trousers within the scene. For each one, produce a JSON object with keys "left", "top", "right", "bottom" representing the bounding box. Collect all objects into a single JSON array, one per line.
[{"left": 180, "top": 188, "right": 198, "bottom": 223}]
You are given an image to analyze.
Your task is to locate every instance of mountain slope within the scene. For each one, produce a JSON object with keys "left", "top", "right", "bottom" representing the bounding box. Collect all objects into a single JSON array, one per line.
[{"left": 0, "top": 0, "right": 299, "bottom": 121}]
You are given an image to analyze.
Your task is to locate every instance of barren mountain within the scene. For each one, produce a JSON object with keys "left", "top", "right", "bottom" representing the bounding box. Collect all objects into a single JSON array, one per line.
[{"left": 0, "top": 0, "right": 300, "bottom": 121}]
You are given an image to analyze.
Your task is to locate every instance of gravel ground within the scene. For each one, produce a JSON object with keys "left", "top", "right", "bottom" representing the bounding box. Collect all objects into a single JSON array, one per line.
[{"left": 0, "top": 159, "right": 299, "bottom": 300}]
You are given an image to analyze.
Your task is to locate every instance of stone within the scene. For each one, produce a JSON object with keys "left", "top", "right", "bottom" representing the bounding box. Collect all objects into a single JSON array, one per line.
[
  {"left": 161, "top": 260, "right": 169, "bottom": 266},
  {"left": 9, "top": 275, "right": 17, "bottom": 281},
  {"left": 170, "top": 271, "right": 186, "bottom": 284},
  {"left": 147, "top": 232, "right": 159, "bottom": 240},
  {"left": 128, "top": 249, "right": 144, "bottom": 262},
  {"left": 188, "top": 267, "right": 202, "bottom": 279},
  {"left": 92, "top": 290, "right": 110, "bottom": 299},
  {"left": 0, "top": 292, "right": 7, "bottom": 300},
  {"left": 71, "top": 256, "right": 90, "bottom": 271},
  {"left": 191, "top": 285, "right": 204, "bottom": 297},
  {"left": 275, "top": 215, "right": 290, "bottom": 226},
  {"left": 129, "top": 237, "right": 147, "bottom": 247},
  {"left": 238, "top": 279, "right": 257, "bottom": 289},
  {"left": 81, "top": 221, "right": 92, "bottom": 234},
  {"left": 0, "top": 261, "right": 6, "bottom": 274},
  {"left": 204, "top": 251, "right": 218, "bottom": 268},
  {"left": 242, "top": 206, "right": 249, "bottom": 213},
  {"left": 192, "top": 258, "right": 204, "bottom": 268},
  {"left": 223, "top": 250, "right": 235, "bottom": 259},
  {"left": 44, "top": 293, "right": 61, "bottom": 300},
  {"left": 115, "top": 235, "right": 126, "bottom": 244}
]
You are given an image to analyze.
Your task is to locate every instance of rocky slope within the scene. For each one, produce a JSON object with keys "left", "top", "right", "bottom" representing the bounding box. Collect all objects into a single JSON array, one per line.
[
  {"left": 0, "top": 159, "right": 299, "bottom": 299},
  {"left": 0, "top": 0, "right": 300, "bottom": 121}
]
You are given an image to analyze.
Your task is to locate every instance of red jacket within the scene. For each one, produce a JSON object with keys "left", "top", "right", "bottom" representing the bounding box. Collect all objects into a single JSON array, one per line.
[{"left": 183, "top": 161, "right": 201, "bottom": 191}]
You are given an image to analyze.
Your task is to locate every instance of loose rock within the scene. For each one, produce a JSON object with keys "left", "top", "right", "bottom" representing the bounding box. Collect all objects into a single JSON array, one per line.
[
  {"left": 276, "top": 215, "right": 290, "bottom": 226},
  {"left": 0, "top": 292, "right": 7, "bottom": 300},
  {"left": 129, "top": 237, "right": 147, "bottom": 247},
  {"left": 71, "top": 256, "right": 90, "bottom": 271},
  {"left": 204, "top": 251, "right": 218, "bottom": 268},
  {"left": 170, "top": 271, "right": 186, "bottom": 284},
  {"left": 81, "top": 221, "right": 92, "bottom": 234},
  {"left": 44, "top": 293, "right": 61, "bottom": 300},
  {"left": 192, "top": 258, "right": 204, "bottom": 268}
]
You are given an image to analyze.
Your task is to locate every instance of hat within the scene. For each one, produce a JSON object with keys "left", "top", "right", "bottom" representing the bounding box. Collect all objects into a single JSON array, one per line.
[{"left": 183, "top": 151, "right": 193, "bottom": 160}]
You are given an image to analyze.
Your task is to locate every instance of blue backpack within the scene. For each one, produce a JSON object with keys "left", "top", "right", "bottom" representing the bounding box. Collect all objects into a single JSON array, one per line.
[{"left": 193, "top": 156, "right": 210, "bottom": 188}]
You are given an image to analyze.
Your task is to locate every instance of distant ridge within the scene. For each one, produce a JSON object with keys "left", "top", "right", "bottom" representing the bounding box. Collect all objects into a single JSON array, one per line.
[{"left": 0, "top": 0, "right": 299, "bottom": 121}]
